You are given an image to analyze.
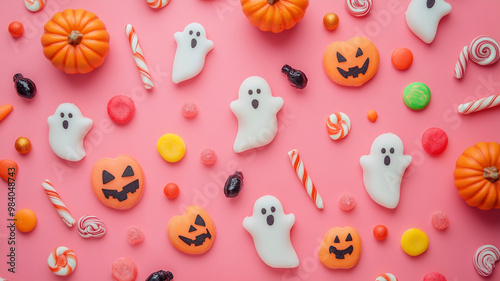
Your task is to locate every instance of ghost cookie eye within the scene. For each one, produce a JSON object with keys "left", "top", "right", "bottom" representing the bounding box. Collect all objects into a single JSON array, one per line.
[
  {"left": 196, "top": 32, "right": 200, "bottom": 37},
  {"left": 271, "top": 206, "right": 275, "bottom": 212},
  {"left": 261, "top": 208, "right": 266, "bottom": 215},
  {"left": 381, "top": 148, "right": 386, "bottom": 154},
  {"left": 248, "top": 90, "right": 253, "bottom": 95},
  {"left": 390, "top": 148, "right": 394, "bottom": 154},
  {"left": 60, "top": 112, "right": 64, "bottom": 118},
  {"left": 189, "top": 30, "right": 193, "bottom": 35},
  {"left": 427, "top": 0, "right": 435, "bottom": 8},
  {"left": 257, "top": 89, "right": 261, "bottom": 94}
]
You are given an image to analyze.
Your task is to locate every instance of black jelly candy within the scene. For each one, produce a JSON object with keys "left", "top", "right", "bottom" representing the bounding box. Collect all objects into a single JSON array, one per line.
[
  {"left": 281, "top": 64, "right": 308, "bottom": 89},
  {"left": 224, "top": 171, "right": 244, "bottom": 198},
  {"left": 13, "top": 73, "right": 37, "bottom": 99},
  {"left": 146, "top": 270, "right": 174, "bottom": 281}
]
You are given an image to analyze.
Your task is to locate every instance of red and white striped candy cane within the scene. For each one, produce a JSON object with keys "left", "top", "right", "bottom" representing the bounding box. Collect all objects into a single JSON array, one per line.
[
  {"left": 458, "top": 94, "right": 500, "bottom": 115},
  {"left": 126, "top": 24, "right": 154, "bottom": 90},
  {"left": 288, "top": 149, "right": 324, "bottom": 209},
  {"left": 454, "top": 46, "right": 468, "bottom": 79},
  {"left": 42, "top": 180, "right": 75, "bottom": 227}
]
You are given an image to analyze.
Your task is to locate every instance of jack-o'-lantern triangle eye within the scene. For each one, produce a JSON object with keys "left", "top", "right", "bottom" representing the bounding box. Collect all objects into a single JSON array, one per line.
[
  {"left": 122, "top": 165, "right": 134, "bottom": 177},
  {"left": 337, "top": 52, "right": 346, "bottom": 63},
  {"left": 195, "top": 214, "right": 206, "bottom": 227},
  {"left": 102, "top": 170, "right": 115, "bottom": 184},
  {"left": 189, "top": 225, "right": 197, "bottom": 232},
  {"left": 356, "top": 48, "right": 363, "bottom": 57},
  {"left": 334, "top": 236, "right": 340, "bottom": 243},
  {"left": 346, "top": 233, "right": 353, "bottom": 241}
]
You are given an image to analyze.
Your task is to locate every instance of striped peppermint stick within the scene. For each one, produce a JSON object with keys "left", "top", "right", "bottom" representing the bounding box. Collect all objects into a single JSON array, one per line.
[
  {"left": 288, "top": 149, "right": 324, "bottom": 209},
  {"left": 458, "top": 94, "right": 500, "bottom": 114},
  {"left": 126, "top": 24, "right": 154, "bottom": 89},
  {"left": 42, "top": 179, "right": 75, "bottom": 227}
]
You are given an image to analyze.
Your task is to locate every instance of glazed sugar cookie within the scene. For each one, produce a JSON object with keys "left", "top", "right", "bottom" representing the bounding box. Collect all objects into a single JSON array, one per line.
[
  {"left": 319, "top": 226, "right": 361, "bottom": 269},
  {"left": 360, "top": 133, "right": 412, "bottom": 209},
  {"left": 91, "top": 155, "right": 145, "bottom": 210},
  {"left": 47, "top": 103, "right": 93, "bottom": 162},
  {"left": 324, "top": 36, "right": 380, "bottom": 87},
  {"left": 405, "top": 0, "right": 451, "bottom": 44},
  {"left": 326, "top": 112, "right": 351, "bottom": 140},
  {"left": 168, "top": 206, "right": 216, "bottom": 254},
  {"left": 172, "top": 23, "right": 213, "bottom": 84},
  {"left": 230, "top": 76, "right": 284, "bottom": 153},
  {"left": 243, "top": 195, "right": 299, "bottom": 268}
]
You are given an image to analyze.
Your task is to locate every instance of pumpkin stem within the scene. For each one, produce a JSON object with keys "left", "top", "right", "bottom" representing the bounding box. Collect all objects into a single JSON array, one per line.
[
  {"left": 268, "top": 0, "right": 279, "bottom": 4},
  {"left": 68, "top": 31, "right": 83, "bottom": 46},
  {"left": 484, "top": 166, "right": 499, "bottom": 183}
]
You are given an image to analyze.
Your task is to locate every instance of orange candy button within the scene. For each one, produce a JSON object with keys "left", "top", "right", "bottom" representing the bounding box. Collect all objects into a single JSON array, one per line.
[
  {"left": 15, "top": 208, "right": 37, "bottom": 232},
  {"left": 391, "top": 48, "right": 413, "bottom": 70},
  {"left": 319, "top": 226, "right": 362, "bottom": 269},
  {"left": 0, "top": 159, "right": 18, "bottom": 182},
  {"left": 90, "top": 155, "right": 145, "bottom": 210},
  {"left": 167, "top": 205, "right": 216, "bottom": 254}
]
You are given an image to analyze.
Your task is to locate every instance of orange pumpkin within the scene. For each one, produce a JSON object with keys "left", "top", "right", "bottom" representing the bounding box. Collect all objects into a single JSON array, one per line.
[
  {"left": 41, "top": 9, "right": 110, "bottom": 74},
  {"left": 323, "top": 36, "right": 380, "bottom": 87},
  {"left": 167, "top": 206, "right": 216, "bottom": 255},
  {"left": 318, "top": 226, "right": 361, "bottom": 269},
  {"left": 454, "top": 142, "right": 500, "bottom": 210},
  {"left": 91, "top": 155, "right": 145, "bottom": 210},
  {"left": 240, "top": 0, "right": 309, "bottom": 33}
]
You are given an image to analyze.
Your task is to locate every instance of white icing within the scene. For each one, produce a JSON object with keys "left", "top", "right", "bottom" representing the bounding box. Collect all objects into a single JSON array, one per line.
[{"left": 406, "top": 0, "right": 451, "bottom": 44}]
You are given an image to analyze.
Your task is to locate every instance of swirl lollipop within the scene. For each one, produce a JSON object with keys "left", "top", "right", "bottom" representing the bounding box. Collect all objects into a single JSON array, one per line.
[
  {"left": 345, "top": 0, "right": 373, "bottom": 17},
  {"left": 469, "top": 36, "right": 500, "bottom": 65},
  {"left": 473, "top": 244, "right": 500, "bottom": 277}
]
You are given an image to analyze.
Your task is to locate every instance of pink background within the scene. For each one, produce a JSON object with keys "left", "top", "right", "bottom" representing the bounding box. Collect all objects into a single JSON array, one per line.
[{"left": 1, "top": 0, "right": 500, "bottom": 280}]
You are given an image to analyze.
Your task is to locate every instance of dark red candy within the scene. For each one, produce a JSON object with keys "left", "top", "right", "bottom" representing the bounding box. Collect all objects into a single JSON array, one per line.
[
  {"left": 13, "top": 73, "right": 36, "bottom": 99},
  {"left": 146, "top": 270, "right": 173, "bottom": 281},
  {"left": 281, "top": 64, "right": 308, "bottom": 89},
  {"left": 224, "top": 171, "right": 244, "bottom": 198}
]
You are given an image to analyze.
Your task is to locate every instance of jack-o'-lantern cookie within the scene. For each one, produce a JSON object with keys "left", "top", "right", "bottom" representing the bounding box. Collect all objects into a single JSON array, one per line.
[
  {"left": 319, "top": 226, "right": 362, "bottom": 269},
  {"left": 91, "top": 155, "right": 145, "bottom": 210},
  {"left": 323, "top": 37, "right": 379, "bottom": 87},
  {"left": 167, "top": 205, "right": 216, "bottom": 254}
]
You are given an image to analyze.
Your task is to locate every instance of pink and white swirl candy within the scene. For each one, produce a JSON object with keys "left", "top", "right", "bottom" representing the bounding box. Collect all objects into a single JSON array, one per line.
[
  {"left": 77, "top": 216, "right": 107, "bottom": 238},
  {"left": 375, "top": 273, "right": 398, "bottom": 281},
  {"left": 469, "top": 36, "right": 500, "bottom": 66},
  {"left": 25, "top": 0, "right": 45, "bottom": 12},
  {"left": 473, "top": 244, "right": 500, "bottom": 277},
  {"left": 147, "top": 0, "right": 170, "bottom": 9},
  {"left": 345, "top": 0, "right": 373, "bottom": 17},
  {"left": 454, "top": 46, "right": 468, "bottom": 79}
]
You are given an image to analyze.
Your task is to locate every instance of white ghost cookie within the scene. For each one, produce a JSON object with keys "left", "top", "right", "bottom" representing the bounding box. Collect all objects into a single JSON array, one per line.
[
  {"left": 48, "top": 103, "right": 93, "bottom": 162},
  {"left": 172, "top": 22, "right": 214, "bottom": 84},
  {"left": 243, "top": 195, "right": 299, "bottom": 268},
  {"left": 230, "top": 76, "right": 284, "bottom": 153},
  {"left": 406, "top": 0, "right": 451, "bottom": 44},
  {"left": 360, "top": 133, "right": 412, "bottom": 209}
]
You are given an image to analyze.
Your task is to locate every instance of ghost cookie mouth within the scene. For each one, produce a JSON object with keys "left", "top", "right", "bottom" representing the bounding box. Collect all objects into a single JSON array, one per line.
[
  {"left": 381, "top": 147, "right": 395, "bottom": 166},
  {"left": 252, "top": 99, "right": 259, "bottom": 109},
  {"left": 191, "top": 38, "right": 197, "bottom": 48},
  {"left": 60, "top": 112, "right": 73, "bottom": 130}
]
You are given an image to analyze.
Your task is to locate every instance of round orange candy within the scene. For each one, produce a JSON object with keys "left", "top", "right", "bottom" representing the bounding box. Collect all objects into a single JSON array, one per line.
[
  {"left": 373, "top": 225, "right": 388, "bottom": 240},
  {"left": 323, "top": 13, "right": 339, "bottom": 31},
  {"left": 8, "top": 21, "right": 24, "bottom": 37},
  {"left": 391, "top": 48, "right": 413, "bottom": 70},
  {"left": 164, "top": 183, "right": 179, "bottom": 199},
  {"left": 367, "top": 110, "right": 378, "bottom": 122},
  {"left": 14, "top": 209, "right": 37, "bottom": 232}
]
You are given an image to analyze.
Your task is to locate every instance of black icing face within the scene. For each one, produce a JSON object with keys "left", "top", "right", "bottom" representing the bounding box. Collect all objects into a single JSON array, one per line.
[
  {"left": 101, "top": 165, "right": 139, "bottom": 202},
  {"left": 178, "top": 214, "right": 212, "bottom": 246},
  {"left": 247, "top": 88, "right": 261, "bottom": 109},
  {"left": 188, "top": 30, "right": 201, "bottom": 49},
  {"left": 336, "top": 48, "right": 369, "bottom": 79},
  {"left": 427, "top": 0, "right": 435, "bottom": 9},
  {"left": 328, "top": 233, "right": 354, "bottom": 259},
  {"left": 59, "top": 111, "right": 73, "bottom": 130},
  {"left": 261, "top": 206, "right": 276, "bottom": 226},
  {"left": 381, "top": 147, "right": 395, "bottom": 166}
]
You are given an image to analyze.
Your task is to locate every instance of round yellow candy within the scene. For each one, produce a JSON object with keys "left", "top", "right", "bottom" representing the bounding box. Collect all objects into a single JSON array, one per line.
[
  {"left": 401, "top": 228, "right": 429, "bottom": 256},
  {"left": 14, "top": 209, "right": 37, "bottom": 232},
  {"left": 157, "top": 134, "right": 186, "bottom": 163}
]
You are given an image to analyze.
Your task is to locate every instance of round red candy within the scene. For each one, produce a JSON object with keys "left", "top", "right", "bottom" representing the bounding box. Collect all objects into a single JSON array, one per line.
[
  {"left": 338, "top": 193, "right": 356, "bottom": 211},
  {"left": 431, "top": 210, "right": 449, "bottom": 230},
  {"left": 391, "top": 47, "right": 413, "bottom": 70},
  {"left": 200, "top": 148, "right": 217, "bottom": 165},
  {"left": 422, "top": 127, "right": 448, "bottom": 155},
  {"left": 164, "top": 183, "right": 179, "bottom": 199},
  {"left": 8, "top": 21, "right": 24, "bottom": 37},
  {"left": 107, "top": 95, "right": 135, "bottom": 124},
  {"left": 182, "top": 101, "right": 198, "bottom": 118},
  {"left": 111, "top": 257, "right": 137, "bottom": 281},
  {"left": 423, "top": 272, "right": 447, "bottom": 281},
  {"left": 373, "top": 225, "right": 388, "bottom": 240}
]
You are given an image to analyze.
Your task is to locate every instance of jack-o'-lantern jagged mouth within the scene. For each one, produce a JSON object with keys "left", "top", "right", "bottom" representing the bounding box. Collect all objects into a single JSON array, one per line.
[
  {"left": 337, "top": 58, "right": 369, "bottom": 78},
  {"left": 329, "top": 245, "right": 353, "bottom": 259},
  {"left": 101, "top": 179, "right": 139, "bottom": 202},
  {"left": 178, "top": 229, "right": 212, "bottom": 246}
]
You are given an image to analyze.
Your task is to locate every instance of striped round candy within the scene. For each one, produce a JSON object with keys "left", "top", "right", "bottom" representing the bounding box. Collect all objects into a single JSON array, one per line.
[
  {"left": 345, "top": 0, "right": 373, "bottom": 17},
  {"left": 147, "top": 0, "right": 169, "bottom": 9},
  {"left": 48, "top": 246, "right": 77, "bottom": 276},
  {"left": 375, "top": 273, "right": 398, "bottom": 281},
  {"left": 473, "top": 244, "right": 500, "bottom": 277},
  {"left": 25, "top": 0, "right": 45, "bottom": 12},
  {"left": 469, "top": 36, "right": 500, "bottom": 66},
  {"left": 326, "top": 112, "right": 351, "bottom": 140},
  {"left": 77, "top": 216, "right": 107, "bottom": 238}
]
